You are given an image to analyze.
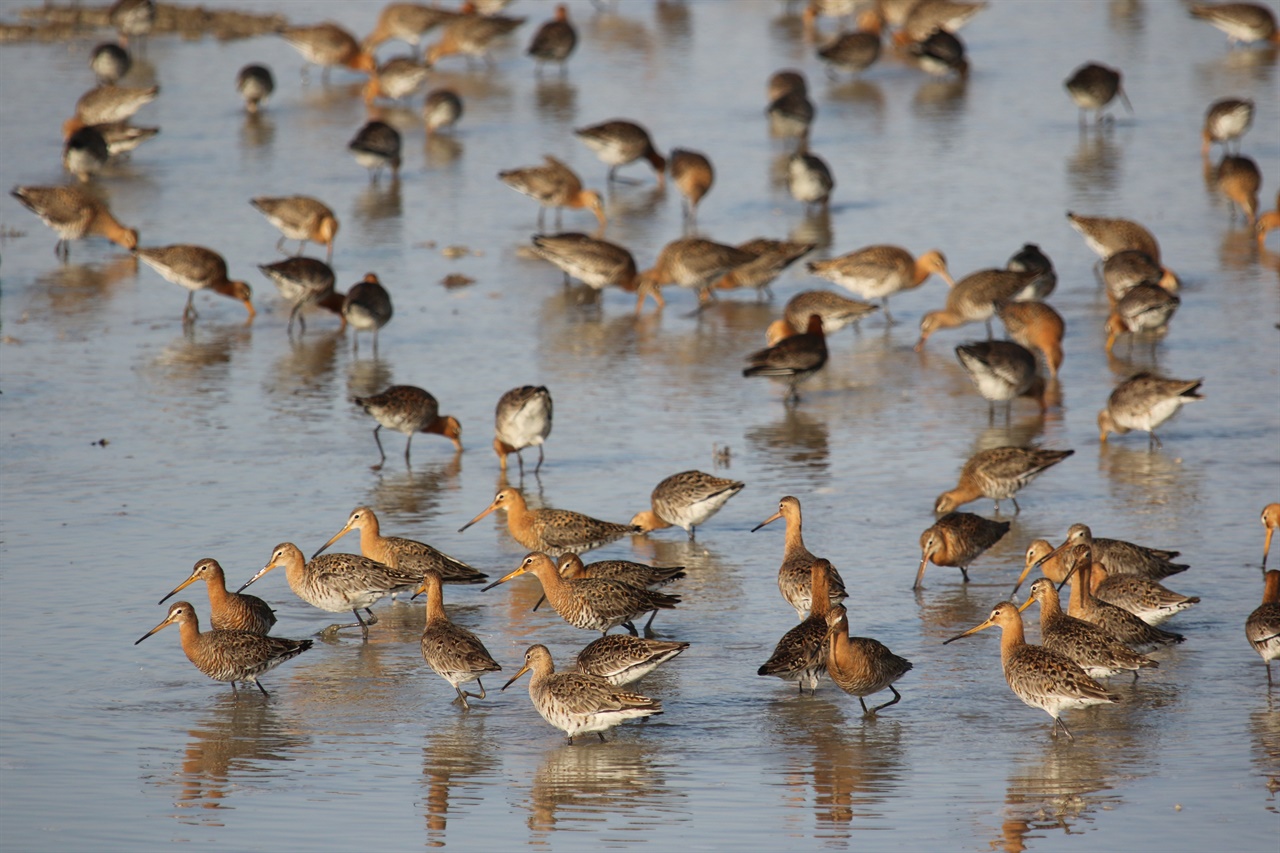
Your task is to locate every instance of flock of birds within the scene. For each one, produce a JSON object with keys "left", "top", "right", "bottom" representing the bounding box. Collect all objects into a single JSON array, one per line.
[{"left": 6, "top": 0, "right": 1279, "bottom": 745}]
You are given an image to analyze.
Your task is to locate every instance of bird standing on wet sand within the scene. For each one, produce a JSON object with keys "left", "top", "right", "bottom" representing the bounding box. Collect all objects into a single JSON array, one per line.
[
  {"left": 352, "top": 385, "right": 462, "bottom": 470},
  {"left": 752, "top": 495, "right": 848, "bottom": 618},
  {"left": 1018, "top": 579, "right": 1157, "bottom": 680},
  {"left": 669, "top": 149, "right": 714, "bottom": 230},
  {"left": 915, "top": 512, "right": 1010, "bottom": 590},
  {"left": 502, "top": 644, "right": 662, "bottom": 744},
  {"left": 635, "top": 238, "right": 756, "bottom": 311},
  {"left": 343, "top": 273, "right": 393, "bottom": 354},
  {"left": 349, "top": 120, "right": 402, "bottom": 182},
  {"left": 11, "top": 185, "right": 138, "bottom": 259},
  {"left": 1189, "top": 2, "right": 1280, "bottom": 46},
  {"left": 135, "top": 244, "right": 255, "bottom": 323},
  {"left": 955, "top": 341, "right": 1048, "bottom": 419},
  {"left": 313, "top": 506, "right": 487, "bottom": 586},
  {"left": 758, "top": 559, "right": 840, "bottom": 694},
  {"left": 1247, "top": 570, "right": 1280, "bottom": 684},
  {"left": 1202, "top": 98, "right": 1254, "bottom": 155},
  {"left": 493, "top": 385, "right": 553, "bottom": 475},
  {"left": 808, "top": 245, "right": 953, "bottom": 324},
  {"left": 573, "top": 635, "right": 689, "bottom": 686},
  {"left": 528, "top": 232, "right": 639, "bottom": 291},
  {"left": 575, "top": 119, "right": 666, "bottom": 186},
  {"left": 743, "top": 314, "right": 828, "bottom": 404},
  {"left": 159, "top": 558, "right": 277, "bottom": 635},
  {"left": 460, "top": 487, "right": 640, "bottom": 556},
  {"left": 630, "top": 470, "right": 745, "bottom": 539},
  {"left": 1263, "top": 504, "right": 1280, "bottom": 569},
  {"left": 527, "top": 4, "right": 576, "bottom": 74},
  {"left": 825, "top": 605, "right": 913, "bottom": 715},
  {"left": 258, "top": 256, "right": 344, "bottom": 335},
  {"left": 236, "top": 64, "right": 275, "bottom": 114},
  {"left": 415, "top": 571, "right": 501, "bottom": 710},
  {"left": 944, "top": 601, "right": 1119, "bottom": 741},
  {"left": 1064, "top": 62, "right": 1131, "bottom": 125},
  {"left": 1098, "top": 372, "right": 1203, "bottom": 448},
  {"left": 135, "top": 602, "right": 311, "bottom": 697},
  {"left": 498, "top": 156, "right": 606, "bottom": 230},
  {"left": 239, "top": 543, "right": 421, "bottom": 641},
  {"left": 280, "top": 22, "right": 375, "bottom": 83},
  {"left": 934, "top": 446, "right": 1074, "bottom": 515},
  {"left": 250, "top": 196, "right": 339, "bottom": 263},
  {"left": 996, "top": 301, "right": 1064, "bottom": 377},
  {"left": 484, "top": 552, "right": 680, "bottom": 636}
]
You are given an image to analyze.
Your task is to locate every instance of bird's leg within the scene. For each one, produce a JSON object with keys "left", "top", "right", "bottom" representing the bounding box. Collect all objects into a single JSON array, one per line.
[
  {"left": 959, "top": 566, "right": 971, "bottom": 582},
  {"left": 535, "top": 445, "right": 544, "bottom": 473},
  {"left": 466, "top": 679, "right": 487, "bottom": 700},
  {"left": 858, "top": 697, "right": 870, "bottom": 715},
  {"left": 1055, "top": 716, "right": 1075, "bottom": 741},
  {"left": 596, "top": 733, "right": 606, "bottom": 743},
  {"left": 256, "top": 679, "right": 270, "bottom": 697},
  {"left": 1012, "top": 497, "right": 1021, "bottom": 515},
  {"left": 871, "top": 686, "right": 902, "bottom": 714},
  {"left": 404, "top": 433, "right": 414, "bottom": 468},
  {"left": 623, "top": 620, "right": 639, "bottom": 637},
  {"left": 371, "top": 425, "right": 387, "bottom": 471},
  {"left": 454, "top": 687, "right": 471, "bottom": 711},
  {"left": 531, "top": 593, "right": 546, "bottom": 612}
]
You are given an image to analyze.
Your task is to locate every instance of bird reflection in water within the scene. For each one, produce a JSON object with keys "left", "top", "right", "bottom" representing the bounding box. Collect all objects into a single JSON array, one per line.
[
  {"left": 1067, "top": 127, "right": 1123, "bottom": 194},
  {"left": 992, "top": 735, "right": 1129, "bottom": 852},
  {"left": 583, "top": 9, "right": 654, "bottom": 56},
  {"left": 141, "top": 323, "right": 251, "bottom": 416},
  {"left": 163, "top": 694, "right": 308, "bottom": 825},
  {"left": 603, "top": 183, "right": 666, "bottom": 224},
  {"left": 353, "top": 179, "right": 403, "bottom": 242},
  {"left": 1249, "top": 702, "right": 1280, "bottom": 799},
  {"left": 745, "top": 406, "right": 831, "bottom": 481},
  {"left": 765, "top": 694, "right": 907, "bottom": 835},
  {"left": 33, "top": 254, "right": 137, "bottom": 317},
  {"left": 1097, "top": 442, "right": 1202, "bottom": 517},
  {"left": 238, "top": 111, "right": 275, "bottom": 156},
  {"left": 424, "top": 133, "right": 464, "bottom": 169},
  {"left": 534, "top": 78, "right": 577, "bottom": 123},
  {"left": 791, "top": 205, "right": 833, "bottom": 251},
  {"left": 912, "top": 76, "right": 968, "bottom": 123},
  {"left": 526, "top": 741, "right": 682, "bottom": 836},
  {"left": 262, "top": 330, "right": 342, "bottom": 421},
  {"left": 826, "top": 79, "right": 886, "bottom": 123},
  {"left": 364, "top": 455, "right": 463, "bottom": 522},
  {"left": 346, "top": 354, "right": 393, "bottom": 402},
  {"left": 421, "top": 715, "right": 500, "bottom": 847}
]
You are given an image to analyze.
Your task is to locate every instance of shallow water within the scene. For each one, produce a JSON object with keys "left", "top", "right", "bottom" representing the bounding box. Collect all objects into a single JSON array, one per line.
[{"left": 1, "top": 0, "right": 1278, "bottom": 850}]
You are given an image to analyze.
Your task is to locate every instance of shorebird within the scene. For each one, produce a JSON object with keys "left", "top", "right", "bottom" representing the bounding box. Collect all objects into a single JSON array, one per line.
[
  {"left": 787, "top": 137, "right": 834, "bottom": 211},
  {"left": 90, "top": 43, "right": 131, "bottom": 84},
  {"left": 1247, "top": 570, "right": 1280, "bottom": 684},
  {"left": 1202, "top": 98, "right": 1254, "bottom": 155},
  {"left": 280, "top": 22, "right": 375, "bottom": 83},
  {"left": 758, "top": 559, "right": 840, "bottom": 694},
  {"left": 1066, "top": 212, "right": 1163, "bottom": 265},
  {"left": 351, "top": 385, "right": 462, "bottom": 469},
  {"left": 502, "top": 644, "right": 662, "bottom": 744},
  {"left": 915, "top": 512, "right": 1010, "bottom": 590},
  {"left": 713, "top": 239, "right": 815, "bottom": 301},
  {"left": 236, "top": 64, "right": 274, "bottom": 113},
  {"left": 527, "top": 4, "right": 577, "bottom": 74},
  {"left": 767, "top": 70, "right": 816, "bottom": 138},
  {"left": 250, "top": 196, "right": 339, "bottom": 262},
  {"left": 752, "top": 496, "right": 848, "bottom": 618},
  {"left": 934, "top": 446, "right": 1074, "bottom": 515},
  {"left": 635, "top": 238, "right": 756, "bottom": 311},
  {"left": 1102, "top": 249, "right": 1178, "bottom": 304},
  {"left": 808, "top": 245, "right": 952, "bottom": 324},
  {"left": 899, "top": 0, "right": 988, "bottom": 45},
  {"left": 484, "top": 552, "right": 679, "bottom": 636},
  {"left": 767, "top": 290, "right": 877, "bottom": 344},
  {"left": 815, "top": 10, "right": 882, "bottom": 77},
  {"left": 944, "top": 601, "right": 1119, "bottom": 740},
  {"left": 426, "top": 5, "right": 525, "bottom": 67},
  {"left": 258, "top": 256, "right": 344, "bottom": 334},
  {"left": 363, "top": 56, "right": 430, "bottom": 104},
  {"left": 363, "top": 3, "right": 461, "bottom": 56},
  {"left": 108, "top": 0, "right": 155, "bottom": 46},
  {"left": 348, "top": 120, "right": 401, "bottom": 182},
  {"left": 573, "top": 635, "right": 689, "bottom": 686},
  {"left": 1263, "top": 504, "right": 1280, "bottom": 569},
  {"left": 135, "top": 602, "right": 311, "bottom": 696},
  {"left": 343, "top": 273, "right": 393, "bottom": 354},
  {"left": 1189, "top": 2, "right": 1280, "bottom": 46},
  {"left": 1064, "top": 62, "right": 1131, "bottom": 125},
  {"left": 1259, "top": 191, "right": 1280, "bottom": 248},
  {"left": 239, "top": 543, "right": 420, "bottom": 641},
  {"left": 498, "top": 155, "right": 605, "bottom": 230},
  {"left": 493, "top": 385, "right": 553, "bottom": 474},
  {"left": 62, "top": 126, "right": 109, "bottom": 182},
  {"left": 1215, "top": 154, "right": 1261, "bottom": 227},
  {"left": 1058, "top": 549, "right": 1185, "bottom": 653},
  {"left": 1087, "top": 560, "right": 1199, "bottom": 627},
  {"left": 669, "top": 149, "right": 714, "bottom": 230},
  {"left": 1019, "top": 579, "right": 1158, "bottom": 680},
  {"left": 909, "top": 29, "right": 969, "bottom": 78},
  {"left": 915, "top": 268, "right": 1038, "bottom": 350},
  {"left": 743, "top": 314, "right": 828, "bottom": 403},
  {"left": 1006, "top": 243, "right": 1057, "bottom": 299},
  {"left": 423, "top": 89, "right": 464, "bottom": 135},
  {"left": 630, "top": 470, "right": 745, "bottom": 539},
  {"left": 158, "top": 558, "right": 277, "bottom": 635},
  {"left": 11, "top": 185, "right": 138, "bottom": 259},
  {"left": 1104, "top": 284, "right": 1180, "bottom": 355},
  {"left": 1098, "top": 372, "right": 1203, "bottom": 448},
  {"left": 135, "top": 245, "right": 255, "bottom": 323},
  {"left": 575, "top": 119, "right": 666, "bottom": 185},
  {"left": 65, "top": 84, "right": 158, "bottom": 137},
  {"left": 460, "top": 488, "right": 639, "bottom": 556},
  {"left": 955, "top": 341, "right": 1047, "bottom": 419},
  {"left": 414, "top": 571, "right": 501, "bottom": 710},
  {"left": 529, "top": 233, "right": 639, "bottom": 291},
  {"left": 1027, "top": 523, "right": 1188, "bottom": 586},
  {"left": 313, "top": 506, "right": 487, "bottom": 586},
  {"left": 995, "top": 301, "right": 1064, "bottom": 377},
  {"left": 824, "top": 605, "right": 913, "bottom": 715}
]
